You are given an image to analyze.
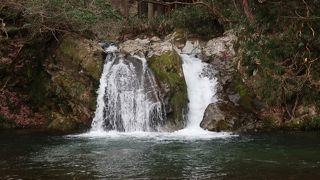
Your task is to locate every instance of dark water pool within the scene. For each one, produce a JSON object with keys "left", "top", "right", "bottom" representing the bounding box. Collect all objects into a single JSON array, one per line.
[{"left": 1, "top": 130, "right": 320, "bottom": 179}]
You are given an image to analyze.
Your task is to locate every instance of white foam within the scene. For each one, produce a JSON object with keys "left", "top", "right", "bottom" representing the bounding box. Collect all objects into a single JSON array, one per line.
[
  {"left": 105, "top": 45, "right": 118, "bottom": 53},
  {"left": 71, "top": 130, "right": 235, "bottom": 141}
]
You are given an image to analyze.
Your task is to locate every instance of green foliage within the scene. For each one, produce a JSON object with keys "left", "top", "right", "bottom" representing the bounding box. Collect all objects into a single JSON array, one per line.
[
  {"left": 171, "top": 5, "right": 223, "bottom": 38},
  {"left": 0, "top": 114, "right": 16, "bottom": 129},
  {"left": 237, "top": 1, "right": 320, "bottom": 109},
  {"left": 1, "top": 0, "right": 123, "bottom": 37},
  {"left": 302, "top": 117, "right": 320, "bottom": 131},
  {"left": 121, "top": 15, "right": 173, "bottom": 38},
  {"left": 70, "top": 9, "right": 97, "bottom": 24}
]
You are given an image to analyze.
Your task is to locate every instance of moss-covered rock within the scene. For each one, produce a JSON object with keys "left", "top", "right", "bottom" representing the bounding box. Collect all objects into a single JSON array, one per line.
[
  {"left": 229, "top": 76, "right": 256, "bottom": 111},
  {"left": 52, "top": 73, "right": 90, "bottom": 104},
  {"left": 47, "top": 112, "right": 78, "bottom": 132},
  {"left": 201, "top": 101, "right": 260, "bottom": 132},
  {"left": 57, "top": 35, "right": 103, "bottom": 81},
  {"left": 201, "top": 103, "right": 232, "bottom": 132},
  {"left": 44, "top": 34, "right": 104, "bottom": 131},
  {"left": 147, "top": 51, "right": 188, "bottom": 130}
]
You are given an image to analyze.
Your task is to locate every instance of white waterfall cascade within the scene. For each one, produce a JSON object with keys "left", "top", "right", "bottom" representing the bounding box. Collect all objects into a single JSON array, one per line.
[
  {"left": 90, "top": 45, "right": 165, "bottom": 132},
  {"left": 80, "top": 43, "right": 232, "bottom": 139},
  {"left": 171, "top": 52, "right": 219, "bottom": 136}
]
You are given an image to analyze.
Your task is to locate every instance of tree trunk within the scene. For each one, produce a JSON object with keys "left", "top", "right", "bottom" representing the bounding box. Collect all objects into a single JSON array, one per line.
[
  {"left": 148, "top": 3, "right": 154, "bottom": 19},
  {"left": 138, "top": 2, "right": 148, "bottom": 17},
  {"left": 243, "top": 0, "right": 254, "bottom": 22},
  {"left": 121, "top": 0, "right": 129, "bottom": 18}
]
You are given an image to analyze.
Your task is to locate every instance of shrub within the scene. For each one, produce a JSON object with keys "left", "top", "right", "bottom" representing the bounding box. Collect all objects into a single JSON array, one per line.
[
  {"left": 237, "top": 1, "right": 320, "bottom": 111},
  {"left": 302, "top": 117, "right": 320, "bottom": 131},
  {"left": 1, "top": 0, "right": 123, "bottom": 38},
  {"left": 121, "top": 15, "right": 173, "bottom": 39},
  {"left": 171, "top": 5, "right": 224, "bottom": 38}
]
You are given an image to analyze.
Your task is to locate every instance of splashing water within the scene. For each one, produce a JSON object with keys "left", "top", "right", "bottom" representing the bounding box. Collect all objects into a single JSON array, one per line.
[
  {"left": 90, "top": 46, "right": 164, "bottom": 132},
  {"left": 166, "top": 52, "right": 225, "bottom": 138},
  {"left": 180, "top": 53, "right": 218, "bottom": 130}
]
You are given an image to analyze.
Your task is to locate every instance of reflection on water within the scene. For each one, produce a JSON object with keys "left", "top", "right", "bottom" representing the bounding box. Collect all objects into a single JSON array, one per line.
[{"left": 1, "top": 131, "right": 320, "bottom": 179}]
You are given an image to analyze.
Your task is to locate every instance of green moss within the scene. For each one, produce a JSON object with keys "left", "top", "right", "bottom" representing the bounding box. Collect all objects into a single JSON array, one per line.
[
  {"left": 83, "top": 57, "right": 103, "bottom": 81},
  {"left": 54, "top": 74, "right": 87, "bottom": 102},
  {"left": 58, "top": 36, "right": 103, "bottom": 80},
  {"left": 148, "top": 51, "right": 182, "bottom": 87},
  {"left": 262, "top": 116, "right": 279, "bottom": 129},
  {"left": 169, "top": 91, "right": 187, "bottom": 127},
  {"left": 230, "top": 76, "right": 255, "bottom": 111},
  {"left": 281, "top": 119, "right": 303, "bottom": 131},
  {"left": 58, "top": 37, "right": 83, "bottom": 65},
  {"left": 48, "top": 113, "right": 77, "bottom": 131},
  {"left": 234, "top": 79, "right": 248, "bottom": 97},
  {"left": 148, "top": 51, "right": 188, "bottom": 128}
]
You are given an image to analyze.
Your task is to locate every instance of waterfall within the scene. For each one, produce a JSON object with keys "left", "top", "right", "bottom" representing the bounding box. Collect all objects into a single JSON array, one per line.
[
  {"left": 82, "top": 41, "right": 232, "bottom": 139},
  {"left": 180, "top": 53, "right": 217, "bottom": 131},
  {"left": 90, "top": 45, "right": 165, "bottom": 132}
]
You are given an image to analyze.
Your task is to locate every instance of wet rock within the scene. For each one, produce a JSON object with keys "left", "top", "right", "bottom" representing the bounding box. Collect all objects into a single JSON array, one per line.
[
  {"left": 147, "top": 51, "right": 188, "bottom": 131},
  {"left": 120, "top": 37, "right": 173, "bottom": 57},
  {"left": 181, "top": 41, "right": 201, "bottom": 54},
  {"left": 197, "top": 30, "right": 262, "bottom": 132},
  {"left": 48, "top": 112, "right": 77, "bottom": 131},
  {"left": 201, "top": 103, "right": 233, "bottom": 132},
  {"left": 201, "top": 101, "right": 260, "bottom": 132},
  {"left": 149, "top": 41, "right": 173, "bottom": 56},
  {"left": 120, "top": 38, "right": 150, "bottom": 54},
  {"left": 150, "top": 36, "right": 161, "bottom": 42}
]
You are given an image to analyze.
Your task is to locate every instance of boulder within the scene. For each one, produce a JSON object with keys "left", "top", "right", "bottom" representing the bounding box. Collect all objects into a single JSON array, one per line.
[
  {"left": 203, "top": 30, "right": 237, "bottom": 58},
  {"left": 201, "top": 102, "right": 234, "bottom": 132},
  {"left": 148, "top": 51, "right": 188, "bottom": 131},
  {"left": 201, "top": 101, "right": 261, "bottom": 132},
  {"left": 120, "top": 38, "right": 150, "bottom": 54}
]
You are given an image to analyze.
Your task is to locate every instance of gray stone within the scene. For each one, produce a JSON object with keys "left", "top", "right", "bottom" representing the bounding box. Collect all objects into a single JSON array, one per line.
[
  {"left": 201, "top": 102, "right": 234, "bottom": 132},
  {"left": 203, "top": 30, "right": 237, "bottom": 58}
]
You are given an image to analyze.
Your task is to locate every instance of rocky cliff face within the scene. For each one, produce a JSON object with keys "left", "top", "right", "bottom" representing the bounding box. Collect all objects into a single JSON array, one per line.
[
  {"left": 45, "top": 35, "right": 104, "bottom": 131},
  {"left": 0, "top": 33, "right": 104, "bottom": 131}
]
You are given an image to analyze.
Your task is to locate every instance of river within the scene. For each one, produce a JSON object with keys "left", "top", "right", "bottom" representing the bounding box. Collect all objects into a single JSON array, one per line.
[{"left": 1, "top": 130, "right": 320, "bottom": 179}]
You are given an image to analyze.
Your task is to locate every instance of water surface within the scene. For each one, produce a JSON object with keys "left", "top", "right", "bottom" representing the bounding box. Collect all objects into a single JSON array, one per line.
[{"left": 1, "top": 130, "right": 320, "bottom": 179}]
